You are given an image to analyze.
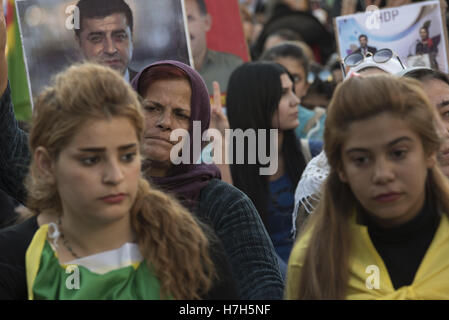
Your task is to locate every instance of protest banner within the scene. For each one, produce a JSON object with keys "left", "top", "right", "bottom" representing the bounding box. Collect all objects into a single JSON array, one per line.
[
  {"left": 183, "top": 0, "right": 248, "bottom": 96},
  {"left": 334, "top": 0, "right": 449, "bottom": 73},
  {"left": 16, "top": 0, "right": 191, "bottom": 105}
]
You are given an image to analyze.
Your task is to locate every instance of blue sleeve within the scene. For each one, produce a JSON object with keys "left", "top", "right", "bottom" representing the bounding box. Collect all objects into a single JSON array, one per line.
[
  {"left": 308, "top": 140, "right": 323, "bottom": 158},
  {"left": 0, "top": 82, "right": 31, "bottom": 204},
  {"left": 198, "top": 180, "right": 285, "bottom": 300}
]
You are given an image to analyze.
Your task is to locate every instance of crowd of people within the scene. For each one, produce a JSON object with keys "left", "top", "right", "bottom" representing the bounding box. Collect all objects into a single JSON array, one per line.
[{"left": 1, "top": 0, "right": 449, "bottom": 300}]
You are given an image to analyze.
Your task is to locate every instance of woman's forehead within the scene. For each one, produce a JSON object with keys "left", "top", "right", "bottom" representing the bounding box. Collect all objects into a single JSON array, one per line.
[{"left": 342, "top": 114, "right": 418, "bottom": 151}]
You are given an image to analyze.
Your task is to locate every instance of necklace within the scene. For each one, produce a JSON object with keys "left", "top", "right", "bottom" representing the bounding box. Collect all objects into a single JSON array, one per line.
[{"left": 57, "top": 217, "right": 81, "bottom": 260}]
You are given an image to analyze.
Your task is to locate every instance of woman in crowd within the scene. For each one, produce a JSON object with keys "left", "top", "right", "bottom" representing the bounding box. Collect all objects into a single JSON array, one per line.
[
  {"left": 292, "top": 53, "right": 405, "bottom": 236},
  {"left": 131, "top": 60, "right": 284, "bottom": 300},
  {"left": 225, "top": 61, "right": 322, "bottom": 269},
  {"left": 286, "top": 75, "right": 449, "bottom": 299},
  {"left": 0, "top": 63, "right": 237, "bottom": 300},
  {"left": 260, "top": 42, "right": 326, "bottom": 141}
]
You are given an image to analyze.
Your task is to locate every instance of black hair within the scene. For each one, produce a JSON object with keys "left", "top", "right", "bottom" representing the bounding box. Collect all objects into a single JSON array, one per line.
[
  {"left": 260, "top": 42, "right": 309, "bottom": 78},
  {"left": 194, "top": 0, "right": 208, "bottom": 16},
  {"left": 75, "top": 0, "right": 134, "bottom": 37},
  {"left": 266, "top": 28, "right": 303, "bottom": 42},
  {"left": 359, "top": 34, "right": 367, "bottom": 41},
  {"left": 226, "top": 62, "right": 307, "bottom": 224},
  {"left": 403, "top": 68, "right": 449, "bottom": 86},
  {"left": 301, "top": 61, "right": 335, "bottom": 108}
]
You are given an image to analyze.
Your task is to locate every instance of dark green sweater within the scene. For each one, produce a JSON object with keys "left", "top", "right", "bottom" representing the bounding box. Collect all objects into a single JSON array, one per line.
[{"left": 197, "top": 179, "right": 284, "bottom": 299}]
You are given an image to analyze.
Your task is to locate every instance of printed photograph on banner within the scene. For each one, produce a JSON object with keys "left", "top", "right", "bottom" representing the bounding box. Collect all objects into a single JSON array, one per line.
[
  {"left": 184, "top": 0, "right": 249, "bottom": 95},
  {"left": 16, "top": 0, "right": 191, "bottom": 105},
  {"left": 334, "top": 0, "right": 449, "bottom": 73}
]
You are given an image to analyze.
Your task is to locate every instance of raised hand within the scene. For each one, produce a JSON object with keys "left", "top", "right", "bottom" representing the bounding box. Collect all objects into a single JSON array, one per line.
[
  {"left": 210, "top": 81, "right": 229, "bottom": 135},
  {"left": 341, "top": 0, "right": 358, "bottom": 16},
  {"left": 385, "top": 0, "right": 411, "bottom": 8},
  {"left": 209, "top": 81, "right": 233, "bottom": 184},
  {"left": 0, "top": 0, "right": 5, "bottom": 55},
  {"left": 364, "top": 0, "right": 382, "bottom": 8},
  {"left": 0, "top": 0, "right": 7, "bottom": 94}
]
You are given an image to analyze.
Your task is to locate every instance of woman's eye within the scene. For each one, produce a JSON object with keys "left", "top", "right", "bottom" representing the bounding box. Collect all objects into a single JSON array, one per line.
[
  {"left": 121, "top": 152, "right": 137, "bottom": 162},
  {"left": 81, "top": 156, "right": 100, "bottom": 166},
  {"left": 144, "top": 105, "right": 157, "bottom": 112},
  {"left": 176, "top": 113, "right": 190, "bottom": 120},
  {"left": 391, "top": 149, "right": 407, "bottom": 159},
  {"left": 352, "top": 156, "right": 369, "bottom": 166}
]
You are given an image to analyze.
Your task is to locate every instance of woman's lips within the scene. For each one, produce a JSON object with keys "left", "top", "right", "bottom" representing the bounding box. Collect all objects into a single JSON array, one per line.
[
  {"left": 100, "top": 194, "right": 127, "bottom": 204},
  {"left": 374, "top": 192, "right": 402, "bottom": 203}
]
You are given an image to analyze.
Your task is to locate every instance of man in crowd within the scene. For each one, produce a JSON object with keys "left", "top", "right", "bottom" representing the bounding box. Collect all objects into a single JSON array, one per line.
[
  {"left": 355, "top": 34, "right": 377, "bottom": 56},
  {"left": 403, "top": 68, "right": 449, "bottom": 176},
  {"left": 185, "top": 0, "right": 243, "bottom": 94},
  {"left": 75, "top": 0, "right": 137, "bottom": 82}
]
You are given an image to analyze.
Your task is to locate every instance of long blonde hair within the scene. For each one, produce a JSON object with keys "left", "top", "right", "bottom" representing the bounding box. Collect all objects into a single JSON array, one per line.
[
  {"left": 296, "top": 75, "right": 449, "bottom": 299},
  {"left": 25, "top": 63, "right": 215, "bottom": 299}
]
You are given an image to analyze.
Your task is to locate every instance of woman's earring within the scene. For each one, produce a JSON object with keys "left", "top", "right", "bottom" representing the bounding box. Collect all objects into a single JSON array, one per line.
[{"left": 48, "top": 222, "right": 61, "bottom": 249}]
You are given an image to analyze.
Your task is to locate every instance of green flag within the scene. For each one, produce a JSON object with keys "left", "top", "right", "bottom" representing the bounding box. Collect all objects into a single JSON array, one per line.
[{"left": 6, "top": 0, "right": 31, "bottom": 121}]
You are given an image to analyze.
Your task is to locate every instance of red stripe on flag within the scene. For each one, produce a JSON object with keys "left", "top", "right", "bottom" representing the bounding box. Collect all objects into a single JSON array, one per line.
[{"left": 6, "top": 0, "right": 14, "bottom": 28}]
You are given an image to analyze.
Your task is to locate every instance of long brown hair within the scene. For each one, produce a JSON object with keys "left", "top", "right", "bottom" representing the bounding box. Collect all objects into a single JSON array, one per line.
[
  {"left": 25, "top": 63, "right": 215, "bottom": 299},
  {"left": 296, "top": 75, "right": 449, "bottom": 299}
]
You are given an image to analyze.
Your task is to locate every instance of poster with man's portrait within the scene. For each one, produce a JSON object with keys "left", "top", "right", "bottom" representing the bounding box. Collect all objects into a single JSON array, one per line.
[
  {"left": 334, "top": 0, "right": 449, "bottom": 73},
  {"left": 183, "top": 0, "right": 249, "bottom": 95},
  {"left": 16, "top": 0, "right": 192, "bottom": 104}
]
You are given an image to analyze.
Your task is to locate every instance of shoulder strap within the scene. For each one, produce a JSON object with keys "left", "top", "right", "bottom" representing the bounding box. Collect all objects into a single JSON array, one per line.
[
  {"left": 300, "top": 138, "right": 312, "bottom": 163},
  {"left": 25, "top": 224, "right": 49, "bottom": 300}
]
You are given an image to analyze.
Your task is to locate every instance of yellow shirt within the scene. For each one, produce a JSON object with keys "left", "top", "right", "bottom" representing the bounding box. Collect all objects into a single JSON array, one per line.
[{"left": 286, "top": 214, "right": 449, "bottom": 299}]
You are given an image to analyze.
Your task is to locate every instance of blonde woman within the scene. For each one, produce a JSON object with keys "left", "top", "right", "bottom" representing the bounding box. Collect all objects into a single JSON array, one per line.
[
  {"left": 286, "top": 75, "right": 449, "bottom": 299},
  {"left": 0, "top": 63, "right": 236, "bottom": 300}
]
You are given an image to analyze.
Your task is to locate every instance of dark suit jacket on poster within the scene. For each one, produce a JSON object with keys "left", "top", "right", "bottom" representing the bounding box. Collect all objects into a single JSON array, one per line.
[{"left": 355, "top": 46, "right": 377, "bottom": 55}]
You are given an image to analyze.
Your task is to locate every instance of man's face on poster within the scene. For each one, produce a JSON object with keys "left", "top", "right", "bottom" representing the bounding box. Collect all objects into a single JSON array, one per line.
[
  {"left": 359, "top": 36, "right": 367, "bottom": 48},
  {"left": 185, "top": 0, "right": 211, "bottom": 61},
  {"left": 76, "top": 13, "right": 133, "bottom": 76}
]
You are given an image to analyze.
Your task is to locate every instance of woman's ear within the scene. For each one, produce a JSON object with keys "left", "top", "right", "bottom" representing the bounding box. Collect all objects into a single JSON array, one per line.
[
  {"left": 34, "top": 147, "right": 56, "bottom": 184},
  {"left": 301, "top": 81, "right": 310, "bottom": 99},
  {"left": 338, "top": 168, "right": 348, "bottom": 183},
  {"left": 426, "top": 151, "right": 437, "bottom": 169}
]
